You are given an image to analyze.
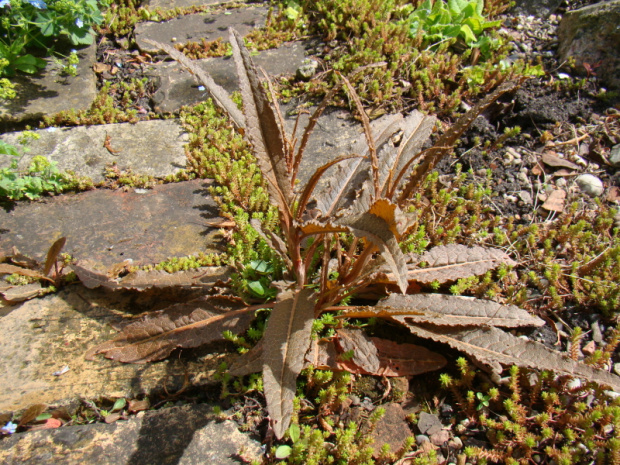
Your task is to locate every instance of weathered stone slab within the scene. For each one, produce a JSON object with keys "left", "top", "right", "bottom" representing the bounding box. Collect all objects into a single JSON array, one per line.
[
  {"left": 0, "top": 179, "right": 224, "bottom": 268},
  {"left": 0, "top": 44, "right": 97, "bottom": 123},
  {"left": 146, "top": 42, "right": 308, "bottom": 113},
  {"left": 135, "top": 6, "right": 268, "bottom": 54},
  {"left": 146, "top": 0, "right": 240, "bottom": 8},
  {"left": 0, "top": 404, "right": 262, "bottom": 464},
  {"left": 558, "top": 0, "right": 620, "bottom": 90},
  {"left": 0, "top": 120, "right": 188, "bottom": 184},
  {"left": 0, "top": 286, "right": 234, "bottom": 413}
]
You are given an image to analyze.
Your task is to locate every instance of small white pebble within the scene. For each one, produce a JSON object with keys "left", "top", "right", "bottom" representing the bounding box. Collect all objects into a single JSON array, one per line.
[{"left": 605, "top": 390, "right": 620, "bottom": 399}]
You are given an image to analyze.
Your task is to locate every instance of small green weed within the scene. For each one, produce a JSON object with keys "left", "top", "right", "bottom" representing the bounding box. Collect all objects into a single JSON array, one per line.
[{"left": 0, "top": 134, "right": 87, "bottom": 201}]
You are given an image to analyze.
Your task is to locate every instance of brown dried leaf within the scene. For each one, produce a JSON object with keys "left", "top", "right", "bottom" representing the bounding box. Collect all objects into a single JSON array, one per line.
[
  {"left": 407, "top": 244, "right": 517, "bottom": 284},
  {"left": 1, "top": 282, "right": 43, "bottom": 302},
  {"left": 372, "top": 293, "right": 544, "bottom": 327},
  {"left": 7, "top": 248, "right": 39, "bottom": 269},
  {"left": 403, "top": 324, "right": 620, "bottom": 390},
  {"left": 304, "top": 338, "right": 341, "bottom": 370},
  {"left": 18, "top": 404, "right": 47, "bottom": 427},
  {"left": 262, "top": 287, "right": 316, "bottom": 439},
  {"left": 43, "top": 237, "right": 66, "bottom": 276},
  {"left": 0, "top": 263, "right": 47, "bottom": 280},
  {"left": 72, "top": 264, "right": 119, "bottom": 289},
  {"left": 229, "top": 29, "right": 292, "bottom": 213},
  {"left": 336, "top": 328, "right": 381, "bottom": 374},
  {"left": 542, "top": 189, "right": 566, "bottom": 212},
  {"left": 87, "top": 297, "right": 254, "bottom": 363},
  {"left": 541, "top": 152, "right": 580, "bottom": 170},
  {"left": 142, "top": 38, "right": 244, "bottom": 128},
  {"left": 369, "top": 337, "right": 447, "bottom": 376}
]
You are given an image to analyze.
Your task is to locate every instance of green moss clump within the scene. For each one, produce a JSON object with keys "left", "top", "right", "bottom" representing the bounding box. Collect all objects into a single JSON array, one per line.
[{"left": 41, "top": 78, "right": 154, "bottom": 127}]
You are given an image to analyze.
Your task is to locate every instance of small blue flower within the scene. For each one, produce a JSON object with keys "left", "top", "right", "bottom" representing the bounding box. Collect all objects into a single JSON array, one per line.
[
  {"left": 2, "top": 422, "right": 17, "bottom": 434},
  {"left": 197, "top": 86, "right": 205, "bottom": 92},
  {"left": 75, "top": 18, "right": 83, "bottom": 28},
  {"left": 0, "top": 0, "right": 10, "bottom": 7},
  {"left": 26, "top": 0, "right": 47, "bottom": 8}
]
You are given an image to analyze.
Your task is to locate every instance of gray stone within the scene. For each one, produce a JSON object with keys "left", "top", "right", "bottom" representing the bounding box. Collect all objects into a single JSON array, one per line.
[
  {"left": 0, "top": 120, "right": 188, "bottom": 183},
  {"left": 135, "top": 6, "right": 268, "bottom": 54},
  {"left": 558, "top": 0, "right": 620, "bottom": 90},
  {"left": 0, "top": 286, "right": 234, "bottom": 413},
  {"left": 609, "top": 144, "right": 620, "bottom": 168},
  {"left": 146, "top": 0, "right": 239, "bottom": 8},
  {"left": 415, "top": 434, "right": 430, "bottom": 445},
  {"left": 0, "top": 44, "right": 97, "bottom": 123},
  {"left": 0, "top": 404, "right": 262, "bottom": 464},
  {"left": 518, "top": 190, "right": 533, "bottom": 205},
  {"left": 417, "top": 411, "right": 442, "bottom": 435},
  {"left": 146, "top": 42, "right": 308, "bottom": 113},
  {"left": 511, "top": 0, "right": 562, "bottom": 17},
  {"left": 575, "top": 173, "right": 604, "bottom": 197},
  {"left": 0, "top": 179, "right": 224, "bottom": 267},
  {"left": 296, "top": 59, "right": 319, "bottom": 81}
]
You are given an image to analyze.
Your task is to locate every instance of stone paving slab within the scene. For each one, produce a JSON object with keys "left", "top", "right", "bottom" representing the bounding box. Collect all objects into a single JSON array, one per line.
[
  {"left": 147, "top": 42, "right": 308, "bottom": 113},
  {"left": 0, "top": 44, "right": 97, "bottom": 124},
  {"left": 0, "top": 404, "right": 262, "bottom": 464},
  {"left": 146, "top": 0, "right": 241, "bottom": 8},
  {"left": 135, "top": 6, "right": 268, "bottom": 54},
  {"left": 0, "top": 284, "right": 234, "bottom": 413},
  {"left": 0, "top": 179, "right": 223, "bottom": 268},
  {"left": 0, "top": 120, "right": 189, "bottom": 184}
]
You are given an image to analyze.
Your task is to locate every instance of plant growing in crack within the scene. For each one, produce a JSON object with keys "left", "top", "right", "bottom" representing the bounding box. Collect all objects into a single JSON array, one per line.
[{"left": 80, "top": 29, "right": 620, "bottom": 440}]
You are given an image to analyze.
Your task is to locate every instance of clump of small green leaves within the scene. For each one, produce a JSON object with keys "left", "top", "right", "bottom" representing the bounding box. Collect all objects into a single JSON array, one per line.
[
  {"left": 174, "top": 37, "right": 230, "bottom": 59},
  {"left": 268, "top": 368, "right": 379, "bottom": 465},
  {"left": 143, "top": 252, "right": 223, "bottom": 273},
  {"left": 179, "top": 99, "right": 280, "bottom": 267},
  {"left": 96, "top": 0, "right": 213, "bottom": 38},
  {"left": 41, "top": 77, "right": 154, "bottom": 126},
  {"left": 0, "top": 135, "right": 86, "bottom": 201},
  {"left": 0, "top": 0, "right": 103, "bottom": 83},
  {"left": 500, "top": 202, "right": 620, "bottom": 316},
  {"left": 409, "top": 0, "right": 502, "bottom": 60},
  {"left": 443, "top": 358, "right": 620, "bottom": 464},
  {"left": 249, "top": 0, "right": 536, "bottom": 116}
]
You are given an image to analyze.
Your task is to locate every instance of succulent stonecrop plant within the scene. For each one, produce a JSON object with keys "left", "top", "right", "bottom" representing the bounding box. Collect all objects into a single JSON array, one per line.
[{"left": 82, "top": 30, "right": 620, "bottom": 441}]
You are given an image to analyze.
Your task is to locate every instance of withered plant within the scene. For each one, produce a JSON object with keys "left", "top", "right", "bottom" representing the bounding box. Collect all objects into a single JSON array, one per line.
[{"left": 83, "top": 30, "right": 620, "bottom": 440}]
